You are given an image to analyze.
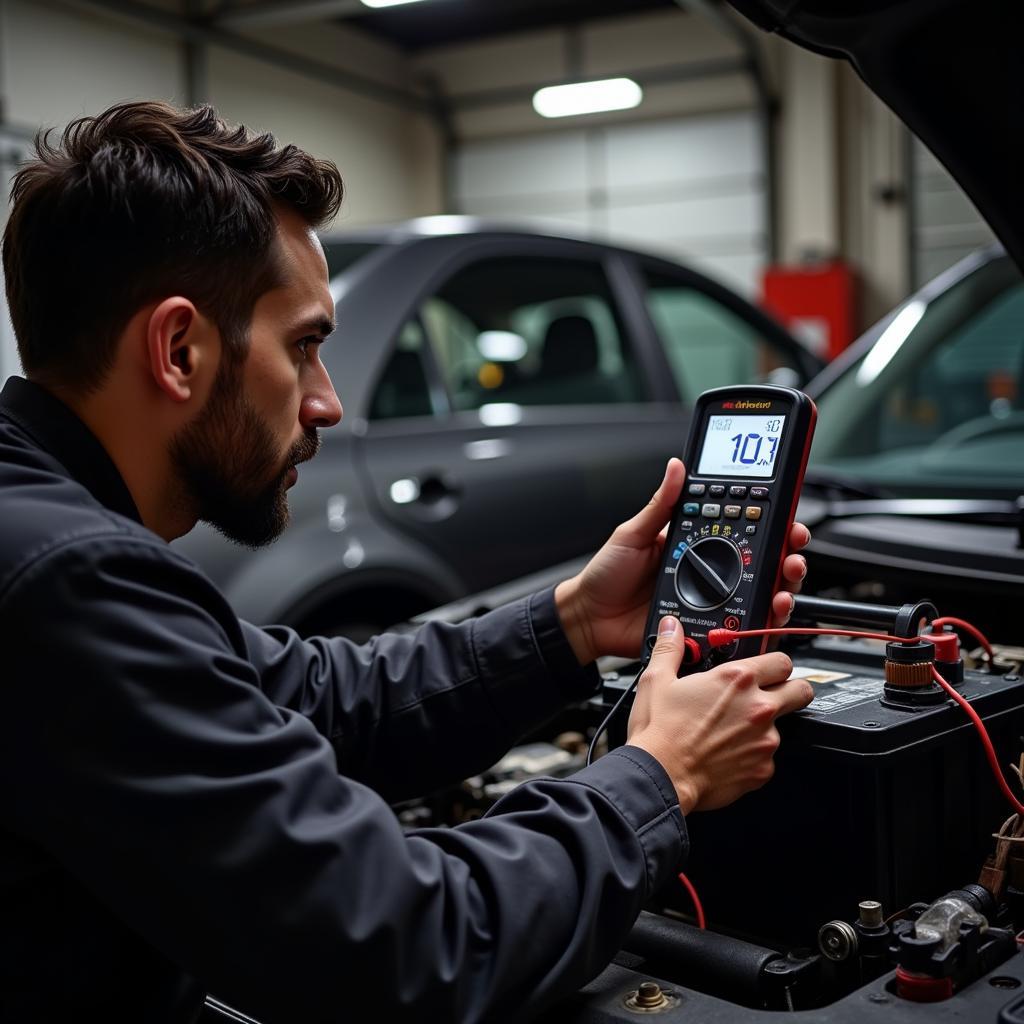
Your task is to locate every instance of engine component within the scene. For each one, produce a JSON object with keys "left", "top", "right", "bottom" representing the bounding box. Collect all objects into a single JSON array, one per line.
[
  {"left": 891, "top": 888, "right": 1014, "bottom": 1002},
  {"left": 639, "top": 639, "right": 1024, "bottom": 946},
  {"left": 791, "top": 595, "right": 938, "bottom": 638},
  {"left": 882, "top": 638, "right": 947, "bottom": 707},
  {"left": 621, "top": 911, "right": 819, "bottom": 1010}
]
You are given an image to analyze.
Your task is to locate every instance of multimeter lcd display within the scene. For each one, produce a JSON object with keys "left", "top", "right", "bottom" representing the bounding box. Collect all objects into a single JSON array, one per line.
[{"left": 697, "top": 414, "right": 787, "bottom": 478}]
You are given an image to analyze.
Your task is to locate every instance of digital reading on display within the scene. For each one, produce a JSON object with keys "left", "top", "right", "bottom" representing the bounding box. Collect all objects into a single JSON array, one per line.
[{"left": 697, "top": 414, "right": 787, "bottom": 478}]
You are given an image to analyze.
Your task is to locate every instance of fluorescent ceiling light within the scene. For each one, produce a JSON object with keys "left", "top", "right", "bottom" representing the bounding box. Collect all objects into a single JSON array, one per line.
[
  {"left": 533, "top": 78, "right": 643, "bottom": 119},
  {"left": 361, "top": 0, "right": 428, "bottom": 7}
]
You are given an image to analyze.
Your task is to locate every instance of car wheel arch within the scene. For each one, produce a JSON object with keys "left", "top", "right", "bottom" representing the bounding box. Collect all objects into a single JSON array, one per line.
[{"left": 280, "top": 569, "right": 456, "bottom": 640}]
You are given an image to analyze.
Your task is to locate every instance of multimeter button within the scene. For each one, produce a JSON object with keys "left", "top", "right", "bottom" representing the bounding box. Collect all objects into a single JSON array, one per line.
[
  {"left": 683, "top": 502, "right": 700, "bottom": 515},
  {"left": 688, "top": 484, "right": 706, "bottom": 496},
  {"left": 728, "top": 486, "right": 747, "bottom": 498},
  {"left": 701, "top": 503, "right": 721, "bottom": 517},
  {"left": 723, "top": 505, "right": 741, "bottom": 519},
  {"left": 708, "top": 485, "right": 726, "bottom": 497},
  {"left": 745, "top": 524, "right": 757, "bottom": 534},
  {"left": 745, "top": 506, "right": 763, "bottom": 521},
  {"left": 750, "top": 487, "right": 769, "bottom": 499}
]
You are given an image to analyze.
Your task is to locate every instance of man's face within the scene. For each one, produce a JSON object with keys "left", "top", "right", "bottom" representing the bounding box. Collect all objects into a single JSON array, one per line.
[{"left": 171, "top": 210, "right": 341, "bottom": 547}]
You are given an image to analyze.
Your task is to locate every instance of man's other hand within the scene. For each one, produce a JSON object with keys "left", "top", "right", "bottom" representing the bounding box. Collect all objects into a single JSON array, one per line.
[
  {"left": 628, "top": 616, "right": 814, "bottom": 813},
  {"left": 555, "top": 459, "right": 810, "bottom": 666}
]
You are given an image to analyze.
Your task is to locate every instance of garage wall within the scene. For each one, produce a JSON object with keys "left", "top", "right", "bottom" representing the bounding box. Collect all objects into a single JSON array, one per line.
[
  {"left": 416, "top": 11, "right": 757, "bottom": 139},
  {"left": 415, "top": 9, "right": 768, "bottom": 296},
  {"left": 910, "top": 136, "right": 995, "bottom": 288},
  {"left": 2, "top": 1, "right": 442, "bottom": 225},
  {"left": 452, "top": 111, "right": 767, "bottom": 296},
  {"left": 2, "top": 1, "right": 184, "bottom": 126},
  {"left": 0, "top": 1, "right": 990, "bottom": 381},
  {"left": 0, "top": 0, "right": 444, "bottom": 379},
  {"left": 837, "top": 61, "right": 911, "bottom": 328}
]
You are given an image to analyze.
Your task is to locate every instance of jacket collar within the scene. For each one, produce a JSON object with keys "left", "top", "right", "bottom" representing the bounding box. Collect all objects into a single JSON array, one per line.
[{"left": 0, "top": 375, "right": 142, "bottom": 524}]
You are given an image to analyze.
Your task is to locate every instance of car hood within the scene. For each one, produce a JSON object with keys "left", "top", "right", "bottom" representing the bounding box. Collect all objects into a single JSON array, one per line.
[{"left": 725, "top": 0, "right": 1023, "bottom": 273}]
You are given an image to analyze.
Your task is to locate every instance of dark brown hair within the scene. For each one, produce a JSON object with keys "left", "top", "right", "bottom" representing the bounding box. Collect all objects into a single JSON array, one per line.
[{"left": 3, "top": 100, "right": 343, "bottom": 392}]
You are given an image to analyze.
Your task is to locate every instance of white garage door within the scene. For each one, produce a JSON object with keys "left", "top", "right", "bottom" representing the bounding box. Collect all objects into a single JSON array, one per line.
[
  {"left": 0, "top": 131, "right": 32, "bottom": 382},
  {"left": 453, "top": 111, "right": 768, "bottom": 297},
  {"left": 911, "top": 136, "right": 996, "bottom": 288}
]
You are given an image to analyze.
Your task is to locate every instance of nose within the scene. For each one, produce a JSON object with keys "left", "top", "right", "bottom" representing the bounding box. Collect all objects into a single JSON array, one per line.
[{"left": 300, "top": 355, "right": 343, "bottom": 430}]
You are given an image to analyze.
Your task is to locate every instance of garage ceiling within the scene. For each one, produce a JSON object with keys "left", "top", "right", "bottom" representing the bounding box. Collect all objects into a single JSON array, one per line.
[{"left": 345, "top": 0, "right": 684, "bottom": 51}]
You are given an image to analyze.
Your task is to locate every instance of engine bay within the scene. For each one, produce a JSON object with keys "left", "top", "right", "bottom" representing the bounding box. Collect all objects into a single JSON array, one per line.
[{"left": 399, "top": 586, "right": 1024, "bottom": 1021}]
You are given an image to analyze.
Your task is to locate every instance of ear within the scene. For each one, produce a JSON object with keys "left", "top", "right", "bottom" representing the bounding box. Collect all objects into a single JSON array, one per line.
[{"left": 145, "top": 297, "right": 217, "bottom": 403}]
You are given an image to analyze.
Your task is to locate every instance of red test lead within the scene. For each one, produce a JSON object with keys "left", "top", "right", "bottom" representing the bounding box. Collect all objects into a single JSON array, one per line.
[
  {"left": 707, "top": 626, "right": 914, "bottom": 648},
  {"left": 708, "top": 621, "right": 1023, "bottom": 820}
]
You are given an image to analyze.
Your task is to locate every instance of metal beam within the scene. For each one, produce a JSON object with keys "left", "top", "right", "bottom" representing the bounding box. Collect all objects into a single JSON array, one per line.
[
  {"left": 417, "top": 71, "right": 459, "bottom": 213},
  {"left": 183, "top": 0, "right": 208, "bottom": 105},
  {"left": 64, "top": 0, "right": 427, "bottom": 111},
  {"left": 447, "top": 57, "right": 749, "bottom": 111},
  {"left": 217, "top": 0, "right": 366, "bottom": 30},
  {"left": 674, "top": 0, "right": 780, "bottom": 262}
]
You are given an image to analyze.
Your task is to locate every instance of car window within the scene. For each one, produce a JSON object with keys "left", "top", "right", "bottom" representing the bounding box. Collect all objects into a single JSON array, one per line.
[
  {"left": 643, "top": 269, "right": 803, "bottom": 401},
  {"left": 812, "top": 255, "right": 1024, "bottom": 495},
  {"left": 405, "top": 256, "right": 645, "bottom": 412},
  {"left": 877, "top": 286, "right": 1024, "bottom": 452},
  {"left": 368, "top": 319, "right": 435, "bottom": 420},
  {"left": 320, "top": 241, "right": 381, "bottom": 279}
]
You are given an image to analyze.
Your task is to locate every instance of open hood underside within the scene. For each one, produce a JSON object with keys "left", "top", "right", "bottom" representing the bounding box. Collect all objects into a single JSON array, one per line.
[{"left": 726, "top": 0, "right": 1024, "bottom": 272}]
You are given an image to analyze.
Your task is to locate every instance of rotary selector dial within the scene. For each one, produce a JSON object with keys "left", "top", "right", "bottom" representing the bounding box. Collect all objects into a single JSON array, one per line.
[{"left": 674, "top": 536, "right": 744, "bottom": 610}]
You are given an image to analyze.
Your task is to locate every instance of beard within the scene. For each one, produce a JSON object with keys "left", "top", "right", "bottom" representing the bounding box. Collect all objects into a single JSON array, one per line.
[{"left": 170, "top": 364, "right": 320, "bottom": 548}]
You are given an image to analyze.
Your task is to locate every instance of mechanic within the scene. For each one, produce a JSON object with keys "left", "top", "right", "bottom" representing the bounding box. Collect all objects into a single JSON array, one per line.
[{"left": 0, "top": 100, "right": 813, "bottom": 1023}]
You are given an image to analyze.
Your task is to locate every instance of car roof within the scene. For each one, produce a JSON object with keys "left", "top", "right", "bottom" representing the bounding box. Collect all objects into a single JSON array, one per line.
[{"left": 321, "top": 216, "right": 647, "bottom": 255}]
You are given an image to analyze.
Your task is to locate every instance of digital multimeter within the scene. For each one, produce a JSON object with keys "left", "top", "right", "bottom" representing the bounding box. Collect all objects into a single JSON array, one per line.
[{"left": 644, "top": 384, "right": 817, "bottom": 667}]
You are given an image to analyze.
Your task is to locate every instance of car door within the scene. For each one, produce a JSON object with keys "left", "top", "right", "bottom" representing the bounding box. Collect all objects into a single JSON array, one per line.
[{"left": 354, "top": 240, "right": 684, "bottom": 593}]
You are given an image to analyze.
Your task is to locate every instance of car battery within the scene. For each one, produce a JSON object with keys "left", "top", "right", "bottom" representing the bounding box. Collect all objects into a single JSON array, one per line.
[{"left": 602, "top": 640, "right": 1024, "bottom": 947}]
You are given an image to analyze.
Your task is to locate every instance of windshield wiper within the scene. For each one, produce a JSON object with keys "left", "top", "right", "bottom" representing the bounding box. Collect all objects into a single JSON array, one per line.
[
  {"left": 809, "top": 496, "right": 1024, "bottom": 549},
  {"left": 801, "top": 469, "right": 885, "bottom": 499}
]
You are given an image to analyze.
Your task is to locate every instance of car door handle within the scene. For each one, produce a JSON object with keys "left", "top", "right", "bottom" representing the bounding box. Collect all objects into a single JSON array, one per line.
[{"left": 388, "top": 474, "right": 462, "bottom": 520}]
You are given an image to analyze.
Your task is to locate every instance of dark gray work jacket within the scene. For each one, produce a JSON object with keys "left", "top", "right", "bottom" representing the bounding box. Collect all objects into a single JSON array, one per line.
[{"left": 0, "top": 376, "right": 686, "bottom": 1023}]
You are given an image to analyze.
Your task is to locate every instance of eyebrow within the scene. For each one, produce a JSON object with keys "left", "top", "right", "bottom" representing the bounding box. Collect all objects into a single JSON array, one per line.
[{"left": 291, "top": 315, "right": 337, "bottom": 340}]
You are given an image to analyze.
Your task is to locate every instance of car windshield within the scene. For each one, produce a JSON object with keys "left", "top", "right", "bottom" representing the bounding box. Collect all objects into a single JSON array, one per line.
[{"left": 811, "top": 253, "right": 1024, "bottom": 498}]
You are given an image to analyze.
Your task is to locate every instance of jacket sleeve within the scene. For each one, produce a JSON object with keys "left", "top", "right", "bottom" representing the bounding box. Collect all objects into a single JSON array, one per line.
[
  {"left": 3, "top": 534, "right": 688, "bottom": 1024},
  {"left": 241, "top": 586, "right": 601, "bottom": 801}
]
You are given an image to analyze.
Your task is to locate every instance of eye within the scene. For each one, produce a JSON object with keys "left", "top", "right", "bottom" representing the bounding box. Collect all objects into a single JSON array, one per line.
[{"left": 296, "top": 336, "right": 321, "bottom": 359}]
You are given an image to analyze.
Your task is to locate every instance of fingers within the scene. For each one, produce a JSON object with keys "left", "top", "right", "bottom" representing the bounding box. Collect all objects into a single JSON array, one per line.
[
  {"left": 779, "top": 523, "right": 811, "bottom": 589},
  {"left": 741, "top": 651, "right": 794, "bottom": 688},
  {"left": 770, "top": 676, "right": 816, "bottom": 716},
  {"left": 774, "top": 526, "right": 809, "bottom": 625},
  {"left": 771, "top": 589, "right": 796, "bottom": 627},
  {"left": 788, "top": 522, "right": 811, "bottom": 551},
  {"left": 780, "top": 553, "right": 807, "bottom": 586},
  {"left": 721, "top": 653, "right": 811, "bottom": 715},
  {"left": 646, "top": 615, "right": 685, "bottom": 672},
  {"left": 618, "top": 459, "right": 686, "bottom": 546}
]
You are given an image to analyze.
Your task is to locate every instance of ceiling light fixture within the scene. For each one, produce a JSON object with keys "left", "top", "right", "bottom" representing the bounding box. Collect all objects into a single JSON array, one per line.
[
  {"left": 360, "top": 0, "right": 429, "bottom": 8},
  {"left": 532, "top": 78, "right": 643, "bottom": 119}
]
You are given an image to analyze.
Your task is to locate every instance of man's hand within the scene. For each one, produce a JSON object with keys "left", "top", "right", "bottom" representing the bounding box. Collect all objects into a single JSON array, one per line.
[
  {"left": 555, "top": 459, "right": 810, "bottom": 665},
  {"left": 628, "top": 616, "right": 814, "bottom": 813}
]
